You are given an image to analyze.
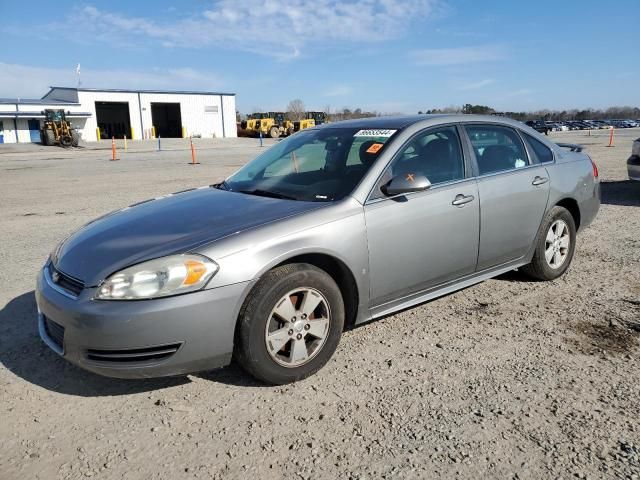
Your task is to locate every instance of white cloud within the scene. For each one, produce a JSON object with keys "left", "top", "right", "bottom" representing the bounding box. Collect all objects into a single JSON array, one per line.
[
  {"left": 28, "top": 1, "right": 438, "bottom": 60},
  {"left": 323, "top": 85, "right": 352, "bottom": 97},
  {"left": 0, "top": 63, "right": 224, "bottom": 98},
  {"left": 410, "top": 45, "right": 507, "bottom": 66},
  {"left": 459, "top": 79, "right": 494, "bottom": 91}
]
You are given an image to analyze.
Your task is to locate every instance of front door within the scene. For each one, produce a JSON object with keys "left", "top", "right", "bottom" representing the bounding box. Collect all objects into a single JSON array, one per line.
[
  {"left": 28, "top": 119, "right": 40, "bottom": 143},
  {"left": 463, "top": 124, "right": 550, "bottom": 271},
  {"left": 365, "top": 125, "right": 480, "bottom": 308}
]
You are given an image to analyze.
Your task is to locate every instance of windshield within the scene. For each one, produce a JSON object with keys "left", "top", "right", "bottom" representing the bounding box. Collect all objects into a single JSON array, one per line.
[{"left": 224, "top": 127, "right": 398, "bottom": 202}]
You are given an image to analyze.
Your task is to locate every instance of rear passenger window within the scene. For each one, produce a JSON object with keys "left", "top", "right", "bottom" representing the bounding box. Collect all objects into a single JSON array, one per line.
[
  {"left": 522, "top": 132, "right": 554, "bottom": 163},
  {"left": 465, "top": 125, "right": 529, "bottom": 175}
]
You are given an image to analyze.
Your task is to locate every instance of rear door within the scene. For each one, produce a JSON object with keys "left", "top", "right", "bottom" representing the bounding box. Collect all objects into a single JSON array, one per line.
[{"left": 463, "top": 124, "right": 550, "bottom": 271}]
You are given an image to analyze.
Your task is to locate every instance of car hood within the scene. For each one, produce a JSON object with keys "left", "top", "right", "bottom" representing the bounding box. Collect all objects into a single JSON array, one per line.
[{"left": 54, "top": 187, "right": 325, "bottom": 286}]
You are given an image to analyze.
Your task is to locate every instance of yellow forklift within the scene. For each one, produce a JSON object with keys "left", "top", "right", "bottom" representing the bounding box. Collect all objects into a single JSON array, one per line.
[{"left": 40, "top": 109, "right": 80, "bottom": 147}]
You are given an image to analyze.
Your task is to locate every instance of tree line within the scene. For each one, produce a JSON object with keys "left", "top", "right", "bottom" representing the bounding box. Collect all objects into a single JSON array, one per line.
[
  {"left": 421, "top": 104, "right": 640, "bottom": 121},
  {"left": 237, "top": 99, "right": 386, "bottom": 122},
  {"left": 237, "top": 100, "right": 639, "bottom": 123}
]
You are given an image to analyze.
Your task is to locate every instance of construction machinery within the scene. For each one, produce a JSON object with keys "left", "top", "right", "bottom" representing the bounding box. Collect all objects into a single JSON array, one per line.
[
  {"left": 40, "top": 109, "right": 80, "bottom": 147},
  {"left": 250, "top": 112, "right": 294, "bottom": 139},
  {"left": 241, "top": 112, "right": 265, "bottom": 132},
  {"left": 293, "top": 111, "right": 328, "bottom": 132},
  {"left": 238, "top": 113, "right": 264, "bottom": 137}
]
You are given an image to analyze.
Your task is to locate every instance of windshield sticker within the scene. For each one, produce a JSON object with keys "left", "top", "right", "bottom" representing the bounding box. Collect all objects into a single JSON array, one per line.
[
  {"left": 354, "top": 129, "right": 397, "bottom": 138},
  {"left": 366, "top": 142, "right": 384, "bottom": 154}
]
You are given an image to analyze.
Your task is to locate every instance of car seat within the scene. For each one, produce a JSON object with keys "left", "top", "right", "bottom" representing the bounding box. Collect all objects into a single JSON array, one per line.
[{"left": 479, "top": 145, "right": 516, "bottom": 174}]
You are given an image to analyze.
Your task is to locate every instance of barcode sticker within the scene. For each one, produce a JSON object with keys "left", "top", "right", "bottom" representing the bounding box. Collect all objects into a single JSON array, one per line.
[{"left": 354, "top": 129, "right": 397, "bottom": 138}]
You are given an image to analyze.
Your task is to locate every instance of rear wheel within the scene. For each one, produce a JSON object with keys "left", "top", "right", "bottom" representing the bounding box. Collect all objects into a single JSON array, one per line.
[
  {"left": 521, "top": 206, "right": 576, "bottom": 281},
  {"left": 235, "top": 263, "right": 344, "bottom": 384}
]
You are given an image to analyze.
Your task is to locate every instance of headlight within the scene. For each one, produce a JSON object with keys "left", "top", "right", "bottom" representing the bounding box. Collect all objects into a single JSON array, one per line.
[{"left": 95, "top": 254, "right": 218, "bottom": 300}]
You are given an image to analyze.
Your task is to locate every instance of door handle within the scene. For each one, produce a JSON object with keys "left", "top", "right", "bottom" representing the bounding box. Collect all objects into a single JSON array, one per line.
[
  {"left": 532, "top": 176, "right": 549, "bottom": 186},
  {"left": 452, "top": 194, "right": 475, "bottom": 206}
]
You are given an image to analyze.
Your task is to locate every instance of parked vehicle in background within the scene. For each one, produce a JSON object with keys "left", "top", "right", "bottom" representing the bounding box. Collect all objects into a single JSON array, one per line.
[
  {"left": 628, "top": 137, "right": 640, "bottom": 181},
  {"left": 36, "top": 115, "right": 601, "bottom": 384},
  {"left": 40, "top": 109, "right": 80, "bottom": 147},
  {"left": 293, "top": 112, "right": 328, "bottom": 133},
  {"left": 526, "top": 120, "right": 550, "bottom": 135}
]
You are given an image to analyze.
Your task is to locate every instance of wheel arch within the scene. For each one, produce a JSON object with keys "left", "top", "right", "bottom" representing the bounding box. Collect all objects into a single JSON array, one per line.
[
  {"left": 554, "top": 197, "right": 581, "bottom": 231},
  {"left": 234, "top": 250, "right": 361, "bottom": 332}
]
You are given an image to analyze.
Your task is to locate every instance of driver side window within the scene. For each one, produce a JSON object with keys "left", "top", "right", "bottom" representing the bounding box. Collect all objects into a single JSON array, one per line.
[{"left": 385, "top": 126, "right": 465, "bottom": 187}]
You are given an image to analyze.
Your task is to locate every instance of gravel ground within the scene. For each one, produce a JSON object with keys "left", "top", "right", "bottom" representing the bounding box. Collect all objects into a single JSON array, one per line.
[{"left": 1, "top": 129, "right": 639, "bottom": 480}]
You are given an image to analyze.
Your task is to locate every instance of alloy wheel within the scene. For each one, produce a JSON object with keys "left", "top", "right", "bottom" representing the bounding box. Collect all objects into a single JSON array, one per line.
[
  {"left": 545, "top": 219, "right": 570, "bottom": 269},
  {"left": 264, "top": 287, "right": 331, "bottom": 367}
]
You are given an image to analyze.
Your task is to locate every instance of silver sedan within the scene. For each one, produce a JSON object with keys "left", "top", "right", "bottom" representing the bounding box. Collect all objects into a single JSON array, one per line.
[{"left": 36, "top": 115, "right": 600, "bottom": 384}]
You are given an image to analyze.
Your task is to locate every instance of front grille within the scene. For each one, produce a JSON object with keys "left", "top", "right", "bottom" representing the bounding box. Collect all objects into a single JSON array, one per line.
[
  {"left": 44, "top": 316, "right": 65, "bottom": 350},
  {"left": 86, "top": 343, "right": 182, "bottom": 364},
  {"left": 48, "top": 263, "right": 84, "bottom": 296}
]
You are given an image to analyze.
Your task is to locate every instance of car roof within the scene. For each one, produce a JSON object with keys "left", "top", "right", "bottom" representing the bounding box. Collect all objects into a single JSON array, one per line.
[{"left": 315, "top": 114, "right": 529, "bottom": 131}]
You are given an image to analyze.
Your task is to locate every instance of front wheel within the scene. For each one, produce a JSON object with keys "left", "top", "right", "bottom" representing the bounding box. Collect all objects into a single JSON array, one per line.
[
  {"left": 521, "top": 206, "right": 576, "bottom": 281},
  {"left": 269, "top": 126, "right": 280, "bottom": 139},
  {"left": 44, "top": 129, "right": 55, "bottom": 146},
  {"left": 235, "top": 263, "right": 344, "bottom": 384}
]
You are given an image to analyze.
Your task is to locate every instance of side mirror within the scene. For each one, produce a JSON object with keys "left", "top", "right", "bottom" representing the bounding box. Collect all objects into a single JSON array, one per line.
[{"left": 381, "top": 173, "right": 431, "bottom": 197}]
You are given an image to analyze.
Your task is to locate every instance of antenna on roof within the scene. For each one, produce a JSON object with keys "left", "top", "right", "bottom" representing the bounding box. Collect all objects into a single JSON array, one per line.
[{"left": 75, "top": 64, "right": 82, "bottom": 87}]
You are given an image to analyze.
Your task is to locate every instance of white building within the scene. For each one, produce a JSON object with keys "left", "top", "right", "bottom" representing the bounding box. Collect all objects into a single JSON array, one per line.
[{"left": 0, "top": 87, "right": 237, "bottom": 144}]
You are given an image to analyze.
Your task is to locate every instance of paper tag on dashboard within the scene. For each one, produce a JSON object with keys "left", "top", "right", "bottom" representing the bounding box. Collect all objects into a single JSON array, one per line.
[{"left": 366, "top": 143, "right": 384, "bottom": 154}]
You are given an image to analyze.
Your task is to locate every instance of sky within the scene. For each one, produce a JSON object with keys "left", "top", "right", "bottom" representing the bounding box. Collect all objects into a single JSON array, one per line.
[{"left": 0, "top": 0, "right": 638, "bottom": 114}]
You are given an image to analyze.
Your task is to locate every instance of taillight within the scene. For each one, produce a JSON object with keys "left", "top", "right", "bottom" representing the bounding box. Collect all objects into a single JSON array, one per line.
[{"left": 590, "top": 158, "right": 599, "bottom": 178}]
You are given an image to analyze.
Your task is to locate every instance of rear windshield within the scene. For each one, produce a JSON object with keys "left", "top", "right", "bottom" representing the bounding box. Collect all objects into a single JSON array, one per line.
[{"left": 224, "top": 128, "right": 398, "bottom": 201}]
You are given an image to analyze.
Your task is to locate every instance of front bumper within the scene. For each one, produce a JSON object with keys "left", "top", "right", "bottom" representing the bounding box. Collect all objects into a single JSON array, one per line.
[
  {"left": 35, "top": 265, "right": 251, "bottom": 378},
  {"left": 628, "top": 155, "right": 640, "bottom": 181}
]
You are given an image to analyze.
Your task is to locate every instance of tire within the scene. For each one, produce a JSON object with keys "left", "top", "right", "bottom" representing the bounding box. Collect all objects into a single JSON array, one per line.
[
  {"left": 269, "top": 126, "right": 280, "bottom": 139},
  {"left": 521, "top": 206, "right": 576, "bottom": 281},
  {"left": 60, "top": 135, "right": 72, "bottom": 147},
  {"left": 71, "top": 131, "right": 80, "bottom": 147},
  {"left": 235, "top": 263, "right": 344, "bottom": 385},
  {"left": 44, "top": 129, "right": 55, "bottom": 146}
]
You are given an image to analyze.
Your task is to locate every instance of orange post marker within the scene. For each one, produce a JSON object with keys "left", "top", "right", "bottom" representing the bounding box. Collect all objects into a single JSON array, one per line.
[
  {"left": 607, "top": 127, "right": 615, "bottom": 147},
  {"left": 111, "top": 136, "right": 119, "bottom": 161},
  {"left": 188, "top": 136, "right": 199, "bottom": 165}
]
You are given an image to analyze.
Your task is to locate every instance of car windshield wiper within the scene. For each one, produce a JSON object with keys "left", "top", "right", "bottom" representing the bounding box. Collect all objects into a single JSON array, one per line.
[
  {"left": 213, "top": 180, "right": 231, "bottom": 190},
  {"left": 237, "top": 189, "right": 298, "bottom": 201}
]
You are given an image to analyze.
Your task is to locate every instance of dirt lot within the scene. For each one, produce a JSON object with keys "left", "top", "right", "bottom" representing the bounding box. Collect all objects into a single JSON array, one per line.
[{"left": 1, "top": 129, "right": 639, "bottom": 480}]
